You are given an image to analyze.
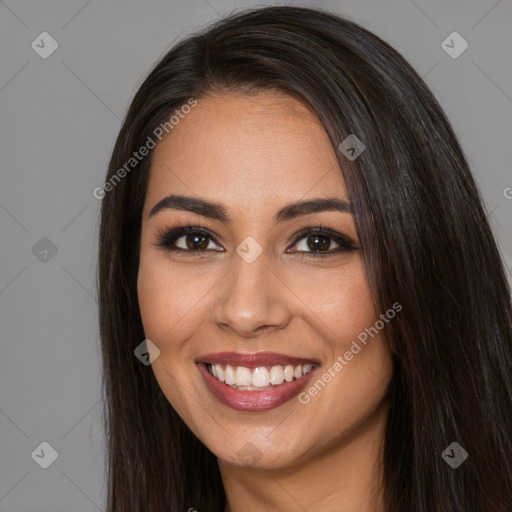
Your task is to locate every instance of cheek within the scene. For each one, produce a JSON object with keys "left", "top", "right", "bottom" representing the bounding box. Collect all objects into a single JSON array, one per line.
[
  {"left": 297, "top": 260, "right": 391, "bottom": 412},
  {"left": 137, "top": 264, "right": 172, "bottom": 340},
  {"left": 136, "top": 253, "right": 209, "bottom": 343},
  {"left": 136, "top": 258, "right": 202, "bottom": 418},
  {"left": 307, "top": 259, "right": 377, "bottom": 344}
]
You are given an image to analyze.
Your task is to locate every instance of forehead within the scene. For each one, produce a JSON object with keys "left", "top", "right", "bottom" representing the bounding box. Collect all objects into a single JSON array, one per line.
[{"left": 146, "top": 92, "right": 349, "bottom": 211}]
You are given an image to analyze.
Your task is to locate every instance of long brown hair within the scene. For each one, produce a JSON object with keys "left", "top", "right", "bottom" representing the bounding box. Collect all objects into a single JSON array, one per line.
[{"left": 97, "top": 6, "right": 512, "bottom": 511}]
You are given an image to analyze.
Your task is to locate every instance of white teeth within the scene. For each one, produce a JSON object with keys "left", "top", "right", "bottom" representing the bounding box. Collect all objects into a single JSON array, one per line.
[
  {"left": 302, "top": 363, "right": 313, "bottom": 376},
  {"left": 208, "top": 363, "right": 315, "bottom": 388},
  {"left": 252, "top": 367, "right": 270, "bottom": 387},
  {"left": 284, "top": 365, "right": 294, "bottom": 382},
  {"left": 270, "top": 365, "right": 284, "bottom": 385},
  {"left": 224, "top": 365, "right": 236, "bottom": 385},
  {"left": 235, "top": 366, "right": 252, "bottom": 387}
]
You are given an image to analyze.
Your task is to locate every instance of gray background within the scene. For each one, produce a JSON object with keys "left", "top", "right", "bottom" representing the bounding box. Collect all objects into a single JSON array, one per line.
[{"left": 0, "top": 0, "right": 511, "bottom": 510}]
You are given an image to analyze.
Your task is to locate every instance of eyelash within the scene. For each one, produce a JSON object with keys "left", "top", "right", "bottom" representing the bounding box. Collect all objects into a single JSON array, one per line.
[{"left": 153, "top": 222, "right": 359, "bottom": 257}]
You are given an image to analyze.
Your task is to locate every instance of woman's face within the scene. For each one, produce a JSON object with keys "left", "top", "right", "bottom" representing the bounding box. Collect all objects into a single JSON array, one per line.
[{"left": 137, "top": 91, "right": 393, "bottom": 469}]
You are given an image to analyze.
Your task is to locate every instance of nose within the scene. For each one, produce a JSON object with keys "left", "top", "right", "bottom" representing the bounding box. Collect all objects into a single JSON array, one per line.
[{"left": 211, "top": 250, "right": 292, "bottom": 338}]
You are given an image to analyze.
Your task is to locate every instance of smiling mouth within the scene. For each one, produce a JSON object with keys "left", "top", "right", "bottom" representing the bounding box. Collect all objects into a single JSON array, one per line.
[
  {"left": 206, "top": 363, "right": 317, "bottom": 390},
  {"left": 196, "top": 352, "right": 321, "bottom": 411}
]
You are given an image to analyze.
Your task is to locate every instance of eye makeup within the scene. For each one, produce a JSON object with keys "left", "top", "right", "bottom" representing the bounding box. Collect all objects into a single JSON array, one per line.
[{"left": 153, "top": 221, "right": 360, "bottom": 257}]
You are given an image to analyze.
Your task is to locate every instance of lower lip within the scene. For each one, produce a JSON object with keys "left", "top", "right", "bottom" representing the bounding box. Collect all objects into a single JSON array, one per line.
[{"left": 197, "top": 363, "right": 319, "bottom": 412}]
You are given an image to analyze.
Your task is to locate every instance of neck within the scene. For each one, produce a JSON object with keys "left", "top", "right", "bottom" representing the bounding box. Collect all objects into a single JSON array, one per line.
[{"left": 219, "top": 398, "right": 389, "bottom": 512}]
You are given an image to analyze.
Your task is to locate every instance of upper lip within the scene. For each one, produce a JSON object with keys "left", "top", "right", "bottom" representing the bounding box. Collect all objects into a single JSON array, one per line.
[{"left": 195, "top": 351, "right": 320, "bottom": 368}]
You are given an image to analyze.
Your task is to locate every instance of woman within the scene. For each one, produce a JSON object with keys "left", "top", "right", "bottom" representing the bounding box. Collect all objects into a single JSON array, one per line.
[{"left": 97, "top": 5, "right": 512, "bottom": 511}]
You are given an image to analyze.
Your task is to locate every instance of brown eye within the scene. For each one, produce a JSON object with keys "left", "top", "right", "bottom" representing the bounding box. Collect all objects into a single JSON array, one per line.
[
  {"left": 296, "top": 234, "right": 339, "bottom": 253},
  {"left": 179, "top": 233, "right": 211, "bottom": 250},
  {"left": 155, "top": 225, "right": 223, "bottom": 252},
  {"left": 288, "top": 227, "right": 359, "bottom": 257}
]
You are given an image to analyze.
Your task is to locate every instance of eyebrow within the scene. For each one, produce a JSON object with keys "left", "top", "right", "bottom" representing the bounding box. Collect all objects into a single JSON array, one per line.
[{"left": 148, "top": 194, "right": 353, "bottom": 224}]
